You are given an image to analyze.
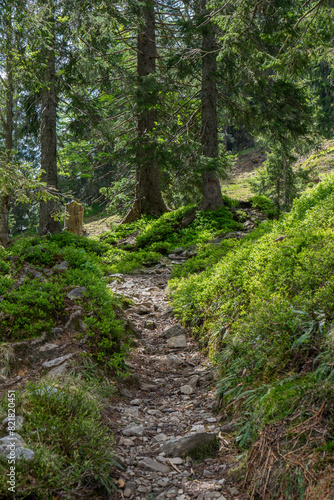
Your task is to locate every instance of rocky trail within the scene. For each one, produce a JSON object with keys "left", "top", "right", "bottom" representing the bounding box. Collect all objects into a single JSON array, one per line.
[
  {"left": 0, "top": 215, "right": 266, "bottom": 499},
  {"left": 108, "top": 262, "right": 248, "bottom": 500}
]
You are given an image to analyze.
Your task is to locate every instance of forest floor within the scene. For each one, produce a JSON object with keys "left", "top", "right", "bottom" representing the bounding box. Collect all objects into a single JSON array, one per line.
[{"left": 108, "top": 265, "right": 248, "bottom": 500}]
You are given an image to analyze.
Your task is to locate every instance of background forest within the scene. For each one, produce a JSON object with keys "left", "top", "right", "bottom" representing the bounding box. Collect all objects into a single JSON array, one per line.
[{"left": 1, "top": 0, "right": 333, "bottom": 238}]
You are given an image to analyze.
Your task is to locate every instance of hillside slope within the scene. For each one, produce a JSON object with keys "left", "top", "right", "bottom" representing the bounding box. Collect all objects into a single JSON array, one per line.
[{"left": 170, "top": 176, "right": 334, "bottom": 498}]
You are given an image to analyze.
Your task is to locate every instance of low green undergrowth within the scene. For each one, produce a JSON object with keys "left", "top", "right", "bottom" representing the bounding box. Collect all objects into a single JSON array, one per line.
[
  {"left": 0, "top": 232, "right": 127, "bottom": 372},
  {"left": 169, "top": 175, "right": 334, "bottom": 497},
  {"left": 249, "top": 194, "right": 278, "bottom": 218},
  {"left": 171, "top": 238, "right": 239, "bottom": 279},
  {"left": 0, "top": 378, "right": 118, "bottom": 499},
  {"left": 99, "top": 203, "right": 242, "bottom": 274}
]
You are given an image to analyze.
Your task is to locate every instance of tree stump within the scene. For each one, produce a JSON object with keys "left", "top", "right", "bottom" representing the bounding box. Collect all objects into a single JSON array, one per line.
[{"left": 65, "top": 201, "right": 84, "bottom": 236}]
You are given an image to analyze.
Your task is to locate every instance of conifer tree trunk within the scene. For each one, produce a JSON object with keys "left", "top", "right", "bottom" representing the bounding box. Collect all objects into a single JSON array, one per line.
[
  {"left": 39, "top": 13, "right": 61, "bottom": 236},
  {"left": 200, "top": 0, "right": 224, "bottom": 211},
  {"left": 0, "top": 13, "right": 13, "bottom": 248},
  {"left": 122, "top": 0, "right": 167, "bottom": 223}
]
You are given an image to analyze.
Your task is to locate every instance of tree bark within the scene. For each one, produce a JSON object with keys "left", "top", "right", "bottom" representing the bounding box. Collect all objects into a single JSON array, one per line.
[
  {"left": 0, "top": 12, "right": 13, "bottom": 248},
  {"left": 0, "top": 195, "right": 11, "bottom": 248},
  {"left": 282, "top": 154, "right": 287, "bottom": 207},
  {"left": 38, "top": 16, "right": 61, "bottom": 236},
  {"left": 122, "top": 0, "right": 167, "bottom": 223},
  {"left": 200, "top": 1, "right": 224, "bottom": 211}
]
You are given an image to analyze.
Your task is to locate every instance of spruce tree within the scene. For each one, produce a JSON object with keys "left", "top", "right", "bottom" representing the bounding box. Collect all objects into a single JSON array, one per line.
[{"left": 38, "top": 1, "right": 61, "bottom": 235}]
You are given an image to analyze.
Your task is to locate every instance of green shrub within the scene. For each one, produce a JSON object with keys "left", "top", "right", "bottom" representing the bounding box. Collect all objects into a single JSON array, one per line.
[
  {"left": 0, "top": 233, "right": 127, "bottom": 372},
  {"left": 170, "top": 175, "right": 334, "bottom": 472},
  {"left": 136, "top": 205, "right": 196, "bottom": 248},
  {"left": 96, "top": 204, "right": 241, "bottom": 275},
  {"left": 0, "top": 380, "right": 117, "bottom": 499},
  {"left": 249, "top": 194, "right": 278, "bottom": 217}
]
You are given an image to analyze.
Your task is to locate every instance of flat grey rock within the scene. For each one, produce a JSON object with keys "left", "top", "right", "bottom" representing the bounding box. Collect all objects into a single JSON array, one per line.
[
  {"left": 229, "top": 487, "right": 239, "bottom": 495},
  {"left": 124, "top": 481, "right": 136, "bottom": 497},
  {"left": 163, "top": 324, "right": 186, "bottom": 339},
  {"left": 166, "top": 486, "right": 179, "bottom": 496},
  {"left": 0, "top": 433, "right": 25, "bottom": 446},
  {"left": 0, "top": 444, "right": 35, "bottom": 461},
  {"left": 44, "top": 362, "right": 69, "bottom": 378},
  {"left": 140, "top": 382, "right": 157, "bottom": 391},
  {"left": 161, "top": 432, "right": 217, "bottom": 457},
  {"left": 0, "top": 433, "right": 35, "bottom": 461},
  {"left": 124, "top": 407, "right": 139, "bottom": 417},
  {"left": 66, "top": 287, "right": 87, "bottom": 300},
  {"left": 15, "top": 447, "right": 35, "bottom": 460},
  {"left": 130, "top": 399, "right": 141, "bottom": 406},
  {"left": 122, "top": 438, "right": 135, "bottom": 446},
  {"left": 163, "top": 354, "right": 183, "bottom": 368},
  {"left": 42, "top": 353, "right": 73, "bottom": 369},
  {"left": 52, "top": 261, "right": 69, "bottom": 273},
  {"left": 138, "top": 457, "right": 171, "bottom": 473},
  {"left": 119, "top": 387, "right": 133, "bottom": 398},
  {"left": 180, "top": 385, "right": 194, "bottom": 395},
  {"left": 122, "top": 424, "right": 144, "bottom": 437},
  {"left": 39, "top": 343, "right": 58, "bottom": 353},
  {"left": 152, "top": 433, "right": 168, "bottom": 443},
  {"left": 167, "top": 335, "right": 187, "bottom": 348}
]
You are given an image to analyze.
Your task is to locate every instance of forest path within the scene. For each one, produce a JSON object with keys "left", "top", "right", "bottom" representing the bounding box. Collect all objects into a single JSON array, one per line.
[{"left": 108, "top": 264, "right": 248, "bottom": 500}]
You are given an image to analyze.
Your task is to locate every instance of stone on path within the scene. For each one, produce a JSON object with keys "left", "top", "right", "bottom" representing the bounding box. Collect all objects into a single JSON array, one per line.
[
  {"left": 122, "top": 424, "right": 144, "bottom": 437},
  {"left": 153, "top": 433, "right": 169, "bottom": 443},
  {"left": 130, "top": 399, "right": 141, "bottom": 405},
  {"left": 163, "top": 324, "right": 186, "bottom": 339},
  {"left": 124, "top": 481, "right": 136, "bottom": 498},
  {"left": 137, "top": 457, "right": 171, "bottom": 473},
  {"left": 189, "top": 374, "right": 200, "bottom": 387},
  {"left": 140, "top": 382, "right": 157, "bottom": 391},
  {"left": 45, "top": 361, "right": 69, "bottom": 378},
  {"left": 42, "top": 353, "right": 73, "bottom": 369},
  {"left": 124, "top": 407, "right": 139, "bottom": 417},
  {"left": 122, "top": 438, "right": 135, "bottom": 446},
  {"left": 163, "top": 354, "right": 183, "bottom": 368},
  {"left": 161, "top": 431, "right": 217, "bottom": 457},
  {"left": 167, "top": 335, "right": 187, "bottom": 348},
  {"left": 180, "top": 384, "right": 194, "bottom": 395}
]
